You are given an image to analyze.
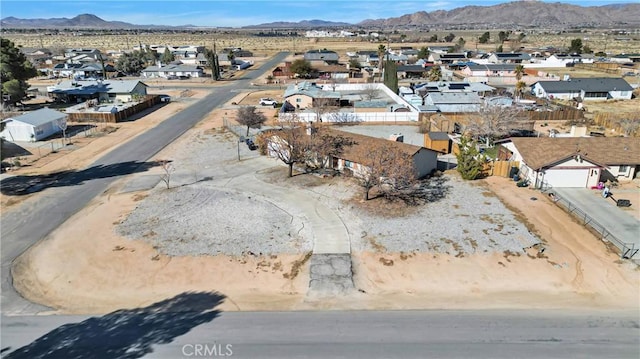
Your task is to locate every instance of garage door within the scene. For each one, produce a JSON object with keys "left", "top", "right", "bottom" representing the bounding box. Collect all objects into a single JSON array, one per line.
[{"left": 543, "top": 168, "right": 589, "bottom": 188}]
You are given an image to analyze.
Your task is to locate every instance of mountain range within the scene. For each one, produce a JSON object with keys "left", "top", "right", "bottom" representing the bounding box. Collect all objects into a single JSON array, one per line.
[{"left": 2, "top": 2, "right": 640, "bottom": 30}]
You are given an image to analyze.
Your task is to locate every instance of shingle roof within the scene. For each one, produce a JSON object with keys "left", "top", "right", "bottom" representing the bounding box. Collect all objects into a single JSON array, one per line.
[
  {"left": 428, "top": 132, "right": 450, "bottom": 141},
  {"left": 534, "top": 77, "right": 633, "bottom": 93},
  {"left": 321, "top": 127, "right": 424, "bottom": 164},
  {"left": 6, "top": 108, "right": 66, "bottom": 127},
  {"left": 142, "top": 64, "right": 203, "bottom": 73},
  {"left": 511, "top": 137, "right": 640, "bottom": 169},
  {"left": 51, "top": 80, "right": 146, "bottom": 95},
  {"left": 466, "top": 63, "right": 518, "bottom": 71}
]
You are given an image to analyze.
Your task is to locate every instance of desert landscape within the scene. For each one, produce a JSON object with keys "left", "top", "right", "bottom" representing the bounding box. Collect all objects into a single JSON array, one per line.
[{"left": 10, "top": 94, "right": 639, "bottom": 315}]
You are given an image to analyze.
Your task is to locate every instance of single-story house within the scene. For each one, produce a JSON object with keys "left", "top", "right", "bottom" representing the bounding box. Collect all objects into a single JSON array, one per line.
[
  {"left": 304, "top": 50, "right": 340, "bottom": 64},
  {"left": 424, "top": 92, "right": 483, "bottom": 113},
  {"left": 283, "top": 81, "right": 341, "bottom": 110},
  {"left": 64, "top": 48, "right": 102, "bottom": 60},
  {"left": 48, "top": 79, "right": 148, "bottom": 103},
  {"left": 0, "top": 108, "right": 66, "bottom": 142},
  {"left": 325, "top": 128, "right": 439, "bottom": 179},
  {"left": 272, "top": 62, "right": 293, "bottom": 78},
  {"left": 531, "top": 77, "right": 633, "bottom": 101},
  {"left": 141, "top": 64, "right": 204, "bottom": 78},
  {"left": 535, "top": 53, "right": 595, "bottom": 67},
  {"left": 501, "top": 137, "right": 640, "bottom": 188},
  {"left": 415, "top": 81, "right": 495, "bottom": 97},
  {"left": 486, "top": 52, "right": 531, "bottom": 64},
  {"left": 313, "top": 64, "right": 350, "bottom": 80},
  {"left": 461, "top": 63, "right": 519, "bottom": 77},
  {"left": 397, "top": 64, "right": 432, "bottom": 79},
  {"left": 428, "top": 53, "right": 469, "bottom": 65}
]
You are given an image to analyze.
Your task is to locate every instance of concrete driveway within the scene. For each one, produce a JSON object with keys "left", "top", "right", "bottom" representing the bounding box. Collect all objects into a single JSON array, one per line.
[{"left": 552, "top": 187, "right": 640, "bottom": 258}]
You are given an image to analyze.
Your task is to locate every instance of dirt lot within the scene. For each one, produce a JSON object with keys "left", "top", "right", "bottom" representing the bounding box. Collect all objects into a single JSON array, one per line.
[{"left": 11, "top": 111, "right": 639, "bottom": 314}]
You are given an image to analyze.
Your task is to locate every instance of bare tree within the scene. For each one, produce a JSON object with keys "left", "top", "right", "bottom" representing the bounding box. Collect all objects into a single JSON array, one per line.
[
  {"left": 354, "top": 142, "right": 416, "bottom": 201},
  {"left": 361, "top": 83, "right": 379, "bottom": 101},
  {"left": 465, "top": 105, "right": 529, "bottom": 146},
  {"left": 309, "top": 131, "right": 355, "bottom": 170},
  {"left": 310, "top": 97, "right": 337, "bottom": 123},
  {"left": 159, "top": 160, "right": 175, "bottom": 189},
  {"left": 326, "top": 111, "right": 361, "bottom": 125},
  {"left": 428, "top": 66, "right": 442, "bottom": 81},
  {"left": 616, "top": 118, "right": 640, "bottom": 136},
  {"left": 267, "top": 116, "right": 310, "bottom": 177},
  {"left": 236, "top": 106, "right": 267, "bottom": 136},
  {"left": 56, "top": 117, "right": 68, "bottom": 146}
]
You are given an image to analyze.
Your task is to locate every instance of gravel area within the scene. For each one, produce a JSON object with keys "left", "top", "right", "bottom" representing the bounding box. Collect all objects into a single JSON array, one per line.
[
  {"left": 304, "top": 175, "right": 540, "bottom": 255},
  {"left": 118, "top": 123, "right": 539, "bottom": 257},
  {"left": 117, "top": 186, "right": 310, "bottom": 256}
]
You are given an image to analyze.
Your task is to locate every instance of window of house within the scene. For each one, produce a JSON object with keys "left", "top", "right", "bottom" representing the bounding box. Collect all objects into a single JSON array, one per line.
[
  {"left": 345, "top": 160, "right": 353, "bottom": 168},
  {"left": 619, "top": 165, "right": 628, "bottom": 172},
  {"left": 296, "top": 98, "right": 301, "bottom": 103}
]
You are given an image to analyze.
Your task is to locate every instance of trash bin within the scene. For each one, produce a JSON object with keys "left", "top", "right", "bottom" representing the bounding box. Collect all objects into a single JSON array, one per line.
[{"left": 509, "top": 167, "right": 519, "bottom": 178}]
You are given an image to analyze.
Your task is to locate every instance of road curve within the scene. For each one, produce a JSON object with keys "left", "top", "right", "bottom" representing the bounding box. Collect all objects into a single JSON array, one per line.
[{"left": 0, "top": 52, "right": 290, "bottom": 315}]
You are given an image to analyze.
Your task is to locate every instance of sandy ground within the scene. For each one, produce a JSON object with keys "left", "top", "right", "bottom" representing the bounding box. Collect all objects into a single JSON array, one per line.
[{"left": 11, "top": 117, "right": 639, "bottom": 314}]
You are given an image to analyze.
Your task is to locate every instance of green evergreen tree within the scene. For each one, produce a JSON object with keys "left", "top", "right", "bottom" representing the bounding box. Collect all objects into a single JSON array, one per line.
[
  {"left": 383, "top": 60, "right": 398, "bottom": 94},
  {"left": 1, "top": 38, "right": 38, "bottom": 105},
  {"left": 161, "top": 48, "right": 175, "bottom": 64},
  {"left": 456, "top": 137, "right": 485, "bottom": 180}
]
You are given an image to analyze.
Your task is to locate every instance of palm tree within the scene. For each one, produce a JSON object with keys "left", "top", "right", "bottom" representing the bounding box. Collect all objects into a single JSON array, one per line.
[
  {"left": 428, "top": 66, "right": 442, "bottom": 81},
  {"left": 515, "top": 81, "right": 526, "bottom": 102},
  {"left": 515, "top": 65, "right": 524, "bottom": 81},
  {"left": 377, "top": 44, "right": 386, "bottom": 71}
]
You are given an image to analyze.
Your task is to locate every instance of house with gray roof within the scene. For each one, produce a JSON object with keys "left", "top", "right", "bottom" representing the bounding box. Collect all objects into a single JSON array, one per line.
[
  {"left": 47, "top": 79, "right": 148, "bottom": 103},
  {"left": 462, "top": 63, "right": 519, "bottom": 77},
  {"left": 141, "top": 64, "right": 204, "bottom": 78},
  {"left": 424, "top": 92, "right": 482, "bottom": 113},
  {"left": 415, "top": 81, "right": 495, "bottom": 97},
  {"left": 531, "top": 77, "right": 633, "bottom": 101},
  {"left": 283, "top": 81, "right": 341, "bottom": 110},
  {"left": 1, "top": 108, "right": 66, "bottom": 142},
  {"left": 487, "top": 52, "right": 531, "bottom": 64},
  {"left": 304, "top": 50, "right": 340, "bottom": 64}
]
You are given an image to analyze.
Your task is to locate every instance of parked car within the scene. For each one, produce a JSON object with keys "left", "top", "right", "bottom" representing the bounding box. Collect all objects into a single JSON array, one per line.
[
  {"left": 159, "top": 95, "right": 171, "bottom": 103},
  {"left": 246, "top": 138, "right": 258, "bottom": 150},
  {"left": 259, "top": 98, "right": 277, "bottom": 107},
  {"left": 166, "top": 75, "right": 178, "bottom": 80}
]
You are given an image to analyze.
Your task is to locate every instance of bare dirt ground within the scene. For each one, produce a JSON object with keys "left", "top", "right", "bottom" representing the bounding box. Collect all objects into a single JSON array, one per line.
[{"left": 11, "top": 114, "right": 639, "bottom": 314}]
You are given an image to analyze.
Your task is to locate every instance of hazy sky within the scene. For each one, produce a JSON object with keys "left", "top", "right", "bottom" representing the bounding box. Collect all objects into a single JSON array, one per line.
[{"left": 0, "top": 0, "right": 635, "bottom": 27}]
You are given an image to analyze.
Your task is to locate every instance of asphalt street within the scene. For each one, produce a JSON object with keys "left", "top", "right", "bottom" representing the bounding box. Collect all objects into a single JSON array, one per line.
[
  {"left": 0, "top": 52, "right": 290, "bottom": 315},
  {"left": 2, "top": 309, "right": 638, "bottom": 358}
]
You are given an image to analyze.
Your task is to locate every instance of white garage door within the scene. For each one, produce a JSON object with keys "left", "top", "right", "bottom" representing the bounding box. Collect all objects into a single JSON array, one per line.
[{"left": 543, "top": 169, "right": 589, "bottom": 188}]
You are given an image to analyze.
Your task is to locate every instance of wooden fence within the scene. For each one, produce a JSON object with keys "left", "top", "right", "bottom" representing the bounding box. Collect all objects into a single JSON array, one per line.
[
  {"left": 66, "top": 95, "right": 161, "bottom": 123},
  {"left": 591, "top": 111, "right": 638, "bottom": 137},
  {"left": 484, "top": 160, "right": 521, "bottom": 177}
]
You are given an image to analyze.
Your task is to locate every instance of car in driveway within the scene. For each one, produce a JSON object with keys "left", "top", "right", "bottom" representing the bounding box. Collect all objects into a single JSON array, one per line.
[{"left": 259, "top": 98, "right": 277, "bottom": 107}]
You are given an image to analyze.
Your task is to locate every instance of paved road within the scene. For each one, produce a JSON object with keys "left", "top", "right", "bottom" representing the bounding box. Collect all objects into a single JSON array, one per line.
[
  {"left": 2, "top": 309, "right": 638, "bottom": 358},
  {"left": 0, "top": 52, "right": 290, "bottom": 315},
  {"left": 553, "top": 188, "right": 640, "bottom": 258}
]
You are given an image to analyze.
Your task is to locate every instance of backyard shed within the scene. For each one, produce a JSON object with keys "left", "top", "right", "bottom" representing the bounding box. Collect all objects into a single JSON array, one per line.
[{"left": 424, "top": 132, "right": 451, "bottom": 154}]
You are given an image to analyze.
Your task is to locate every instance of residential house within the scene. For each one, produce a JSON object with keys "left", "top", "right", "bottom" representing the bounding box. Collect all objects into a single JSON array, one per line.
[
  {"left": 356, "top": 51, "right": 379, "bottom": 65},
  {"left": 64, "top": 48, "right": 102, "bottom": 60},
  {"left": 313, "top": 64, "right": 350, "bottom": 80},
  {"left": 461, "top": 63, "right": 519, "bottom": 78},
  {"left": 283, "top": 81, "right": 341, "bottom": 110},
  {"left": 486, "top": 52, "right": 531, "bottom": 64},
  {"left": 324, "top": 128, "right": 439, "bottom": 179},
  {"left": 397, "top": 64, "right": 432, "bottom": 79},
  {"left": 531, "top": 77, "right": 633, "bottom": 101},
  {"left": 428, "top": 46, "right": 452, "bottom": 54},
  {"left": 428, "top": 53, "right": 468, "bottom": 65},
  {"left": 607, "top": 54, "right": 640, "bottom": 64},
  {"left": 0, "top": 108, "right": 66, "bottom": 142},
  {"left": 272, "top": 62, "right": 293, "bottom": 78},
  {"left": 304, "top": 49, "right": 340, "bottom": 64},
  {"left": 49, "top": 63, "right": 115, "bottom": 79},
  {"left": 535, "top": 53, "right": 595, "bottom": 67},
  {"left": 424, "top": 92, "right": 482, "bottom": 113},
  {"left": 141, "top": 64, "right": 204, "bottom": 78},
  {"left": 501, "top": 137, "right": 640, "bottom": 188},
  {"left": 415, "top": 82, "right": 495, "bottom": 97},
  {"left": 47, "top": 79, "right": 148, "bottom": 103}
]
